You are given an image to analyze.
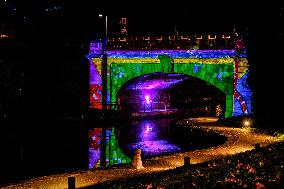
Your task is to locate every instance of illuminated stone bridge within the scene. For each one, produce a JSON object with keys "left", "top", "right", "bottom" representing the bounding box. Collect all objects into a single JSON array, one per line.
[{"left": 87, "top": 39, "right": 252, "bottom": 118}]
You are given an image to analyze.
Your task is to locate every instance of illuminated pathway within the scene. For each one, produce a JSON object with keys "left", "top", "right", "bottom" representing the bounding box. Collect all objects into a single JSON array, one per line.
[{"left": 2, "top": 121, "right": 282, "bottom": 189}]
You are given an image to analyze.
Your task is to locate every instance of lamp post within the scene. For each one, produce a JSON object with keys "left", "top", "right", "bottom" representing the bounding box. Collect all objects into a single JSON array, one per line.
[
  {"left": 99, "top": 13, "right": 108, "bottom": 168},
  {"left": 100, "top": 14, "right": 108, "bottom": 110}
]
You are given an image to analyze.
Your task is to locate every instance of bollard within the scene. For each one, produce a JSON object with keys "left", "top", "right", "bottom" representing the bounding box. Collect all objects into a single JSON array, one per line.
[
  {"left": 68, "top": 176, "right": 76, "bottom": 189},
  {"left": 184, "top": 157, "right": 190, "bottom": 167},
  {"left": 132, "top": 148, "right": 144, "bottom": 169}
]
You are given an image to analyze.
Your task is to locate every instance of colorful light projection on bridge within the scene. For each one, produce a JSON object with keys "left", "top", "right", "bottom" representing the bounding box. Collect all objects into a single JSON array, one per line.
[
  {"left": 88, "top": 127, "right": 131, "bottom": 169},
  {"left": 88, "top": 49, "right": 252, "bottom": 117},
  {"left": 87, "top": 49, "right": 246, "bottom": 59}
]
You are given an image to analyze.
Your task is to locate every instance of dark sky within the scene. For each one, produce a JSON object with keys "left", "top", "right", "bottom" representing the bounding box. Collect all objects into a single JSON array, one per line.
[
  {"left": 2, "top": 1, "right": 282, "bottom": 38},
  {"left": 66, "top": 5, "right": 251, "bottom": 35},
  {"left": 1, "top": 1, "right": 254, "bottom": 35}
]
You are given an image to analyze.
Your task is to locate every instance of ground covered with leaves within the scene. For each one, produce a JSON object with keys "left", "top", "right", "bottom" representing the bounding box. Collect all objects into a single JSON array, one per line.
[{"left": 88, "top": 140, "right": 284, "bottom": 189}]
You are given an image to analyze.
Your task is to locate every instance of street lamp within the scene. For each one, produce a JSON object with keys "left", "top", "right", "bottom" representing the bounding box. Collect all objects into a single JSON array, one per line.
[
  {"left": 99, "top": 13, "right": 108, "bottom": 168},
  {"left": 98, "top": 14, "right": 108, "bottom": 54},
  {"left": 99, "top": 14, "right": 108, "bottom": 109}
]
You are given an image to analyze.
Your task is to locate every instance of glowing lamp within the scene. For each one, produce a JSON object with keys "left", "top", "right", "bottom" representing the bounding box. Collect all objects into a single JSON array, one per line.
[
  {"left": 145, "top": 125, "right": 152, "bottom": 133},
  {"left": 145, "top": 95, "right": 152, "bottom": 104},
  {"left": 243, "top": 120, "right": 250, "bottom": 127}
]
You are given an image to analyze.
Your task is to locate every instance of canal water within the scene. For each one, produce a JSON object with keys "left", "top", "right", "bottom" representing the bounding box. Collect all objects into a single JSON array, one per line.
[
  {"left": 88, "top": 116, "right": 226, "bottom": 169},
  {"left": 119, "top": 117, "right": 183, "bottom": 157}
]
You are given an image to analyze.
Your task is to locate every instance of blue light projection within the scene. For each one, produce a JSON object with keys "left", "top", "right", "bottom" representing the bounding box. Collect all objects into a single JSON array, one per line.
[
  {"left": 87, "top": 49, "right": 246, "bottom": 59},
  {"left": 233, "top": 72, "right": 252, "bottom": 116}
]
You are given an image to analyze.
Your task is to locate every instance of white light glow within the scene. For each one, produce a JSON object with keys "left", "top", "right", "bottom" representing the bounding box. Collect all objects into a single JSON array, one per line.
[
  {"left": 244, "top": 120, "right": 250, "bottom": 127},
  {"left": 145, "top": 95, "right": 152, "bottom": 104}
]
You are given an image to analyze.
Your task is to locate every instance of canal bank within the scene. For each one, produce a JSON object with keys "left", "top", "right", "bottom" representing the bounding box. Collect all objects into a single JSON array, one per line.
[{"left": 1, "top": 117, "right": 281, "bottom": 189}]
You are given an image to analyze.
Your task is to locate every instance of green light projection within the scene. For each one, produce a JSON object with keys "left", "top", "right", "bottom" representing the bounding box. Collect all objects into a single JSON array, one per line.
[
  {"left": 89, "top": 127, "right": 131, "bottom": 168},
  {"left": 107, "top": 127, "right": 132, "bottom": 165},
  {"left": 102, "top": 58, "right": 235, "bottom": 117}
]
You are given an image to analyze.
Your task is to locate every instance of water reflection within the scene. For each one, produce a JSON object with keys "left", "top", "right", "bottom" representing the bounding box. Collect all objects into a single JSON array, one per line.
[
  {"left": 124, "top": 118, "right": 182, "bottom": 157},
  {"left": 88, "top": 127, "right": 131, "bottom": 169},
  {"left": 88, "top": 116, "right": 226, "bottom": 168},
  {"left": 140, "top": 122, "right": 156, "bottom": 141}
]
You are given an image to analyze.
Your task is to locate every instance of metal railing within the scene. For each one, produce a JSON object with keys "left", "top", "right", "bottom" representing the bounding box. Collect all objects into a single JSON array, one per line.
[{"left": 105, "top": 34, "right": 235, "bottom": 50}]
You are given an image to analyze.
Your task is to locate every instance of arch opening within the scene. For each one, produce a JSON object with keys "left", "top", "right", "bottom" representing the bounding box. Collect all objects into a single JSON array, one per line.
[{"left": 117, "top": 72, "right": 226, "bottom": 117}]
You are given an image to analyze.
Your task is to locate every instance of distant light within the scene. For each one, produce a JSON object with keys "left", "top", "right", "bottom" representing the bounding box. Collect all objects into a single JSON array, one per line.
[
  {"left": 222, "top": 35, "right": 231, "bottom": 39},
  {"left": 99, "top": 14, "right": 103, "bottom": 18},
  {"left": 244, "top": 120, "right": 250, "bottom": 127},
  {"left": 145, "top": 125, "right": 152, "bottom": 133},
  {"left": 208, "top": 35, "right": 216, "bottom": 39},
  {"left": 0, "top": 34, "right": 9, "bottom": 38},
  {"left": 145, "top": 95, "right": 152, "bottom": 104}
]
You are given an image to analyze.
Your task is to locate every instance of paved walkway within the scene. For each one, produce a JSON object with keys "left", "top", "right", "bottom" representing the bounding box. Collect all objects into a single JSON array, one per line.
[{"left": 2, "top": 123, "right": 281, "bottom": 189}]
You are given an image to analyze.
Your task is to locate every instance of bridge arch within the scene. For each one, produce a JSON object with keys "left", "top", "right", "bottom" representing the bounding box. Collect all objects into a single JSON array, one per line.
[
  {"left": 116, "top": 72, "right": 226, "bottom": 117},
  {"left": 88, "top": 49, "right": 251, "bottom": 117}
]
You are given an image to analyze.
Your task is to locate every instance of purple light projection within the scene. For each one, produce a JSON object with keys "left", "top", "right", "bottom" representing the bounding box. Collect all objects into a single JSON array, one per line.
[
  {"left": 118, "top": 73, "right": 191, "bottom": 112},
  {"left": 145, "top": 95, "right": 152, "bottom": 104},
  {"left": 125, "top": 73, "right": 190, "bottom": 90},
  {"left": 127, "top": 119, "right": 182, "bottom": 157},
  {"left": 142, "top": 123, "right": 155, "bottom": 141},
  {"left": 124, "top": 73, "right": 191, "bottom": 112},
  {"left": 145, "top": 124, "right": 153, "bottom": 133},
  {"left": 139, "top": 79, "right": 186, "bottom": 90}
]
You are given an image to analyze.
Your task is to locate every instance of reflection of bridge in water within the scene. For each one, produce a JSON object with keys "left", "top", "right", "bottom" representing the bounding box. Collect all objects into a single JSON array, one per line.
[{"left": 86, "top": 32, "right": 253, "bottom": 168}]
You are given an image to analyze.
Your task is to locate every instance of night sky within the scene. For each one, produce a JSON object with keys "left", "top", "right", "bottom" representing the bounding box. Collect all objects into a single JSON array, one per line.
[{"left": 1, "top": 1, "right": 252, "bottom": 36}]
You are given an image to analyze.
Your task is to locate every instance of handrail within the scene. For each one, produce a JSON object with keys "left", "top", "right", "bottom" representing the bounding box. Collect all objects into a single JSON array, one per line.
[{"left": 103, "top": 34, "right": 236, "bottom": 50}]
